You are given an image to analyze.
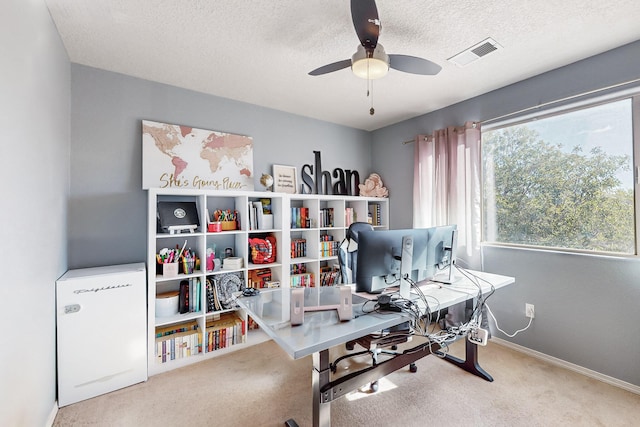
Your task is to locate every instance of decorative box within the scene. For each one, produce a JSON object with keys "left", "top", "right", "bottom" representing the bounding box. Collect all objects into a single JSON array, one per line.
[
  {"left": 155, "top": 291, "right": 179, "bottom": 317},
  {"left": 221, "top": 220, "right": 236, "bottom": 231},
  {"left": 223, "top": 257, "right": 244, "bottom": 270}
]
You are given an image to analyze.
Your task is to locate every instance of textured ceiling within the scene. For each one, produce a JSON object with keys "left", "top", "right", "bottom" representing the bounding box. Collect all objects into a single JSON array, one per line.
[{"left": 45, "top": 0, "right": 640, "bottom": 131}]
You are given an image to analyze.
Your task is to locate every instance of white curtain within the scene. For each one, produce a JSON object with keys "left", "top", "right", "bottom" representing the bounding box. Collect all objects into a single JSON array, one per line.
[{"left": 413, "top": 121, "right": 482, "bottom": 269}]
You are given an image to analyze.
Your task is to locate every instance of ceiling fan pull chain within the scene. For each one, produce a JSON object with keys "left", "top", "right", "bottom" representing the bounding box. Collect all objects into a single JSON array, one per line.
[{"left": 369, "top": 77, "right": 375, "bottom": 116}]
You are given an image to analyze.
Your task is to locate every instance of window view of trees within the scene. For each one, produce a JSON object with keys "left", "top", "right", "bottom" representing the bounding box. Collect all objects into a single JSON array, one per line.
[{"left": 482, "top": 100, "right": 635, "bottom": 254}]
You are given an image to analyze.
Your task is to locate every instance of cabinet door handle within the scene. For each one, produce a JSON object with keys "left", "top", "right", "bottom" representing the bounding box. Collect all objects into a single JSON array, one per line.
[{"left": 64, "top": 304, "right": 81, "bottom": 314}]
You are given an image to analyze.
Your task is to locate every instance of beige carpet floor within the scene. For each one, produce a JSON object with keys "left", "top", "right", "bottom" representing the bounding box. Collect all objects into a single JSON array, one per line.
[{"left": 54, "top": 338, "right": 640, "bottom": 427}]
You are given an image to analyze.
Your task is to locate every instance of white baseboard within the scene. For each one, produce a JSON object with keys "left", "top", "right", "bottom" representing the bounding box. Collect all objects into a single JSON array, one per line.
[
  {"left": 491, "top": 338, "right": 640, "bottom": 395},
  {"left": 45, "top": 401, "right": 58, "bottom": 427}
]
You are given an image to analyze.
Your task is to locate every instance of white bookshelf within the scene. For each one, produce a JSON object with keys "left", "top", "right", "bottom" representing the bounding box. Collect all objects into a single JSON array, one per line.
[{"left": 147, "top": 188, "right": 388, "bottom": 375}]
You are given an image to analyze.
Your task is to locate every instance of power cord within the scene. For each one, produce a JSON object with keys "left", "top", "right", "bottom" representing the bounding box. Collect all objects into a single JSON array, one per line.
[{"left": 484, "top": 303, "right": 533, "bottom": 337}]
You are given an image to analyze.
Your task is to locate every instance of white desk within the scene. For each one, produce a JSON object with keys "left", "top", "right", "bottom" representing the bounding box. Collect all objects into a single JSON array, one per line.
[{"left": 237, "top": 270, "right": 514, "bottom": 427}]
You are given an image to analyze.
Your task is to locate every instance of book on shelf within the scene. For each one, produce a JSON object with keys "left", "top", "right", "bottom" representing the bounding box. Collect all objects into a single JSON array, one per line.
[
  {"left": 248, "top": 201, "right": 255, "bottom": 230},
  {"left": 290, "top": 272, "right": 314, "bottom": 287},
  {"left": 253, "top": 201, "right": 264, "bottom": 230},
  {"left": 368, "top": 203, "right": 381, "bottom": 226},
  {"left": 249, "top": 200, "right": 274, "bottom": 230},
  {"left": 179, "top": 280, "right": 189, "bottom": 314},
  {"left": 155, "top": 329, "right": 202, "bottom": 363},
  {"left": 319, "top": 264, "right": 340, "bottom": 286},
  {"left": 205, "top": 313, "right": 246, "bottom": 352},
  {"left": 291, "top": 207, "right": 310, "bottom": 229},
  {"left": 319, "top": 234, "right": 338, "bottom": 258},
  {"left": 320, "top": 207, "right": 334, "bottom": 227},
  {"left": 291, "top": 238, "right": 307, "bottom": 258},
  {"left": 290, "top": 263, "right": 307, "bottom": 274},
  {"left": 247, "top": 316, "right": 260, "bottom": 331},
  {"left": 345, "top": 207, "right": 356, "bottom": 227},
  {"left": 248, "top": 267, "right": 272, "bottom": 288},
  {"left": 260, "top": 198, "right": 272, "bottom": 214},
  {"left": 179, "top": 278, "right": 201, "bottom": 314},
  {"left": 155, "top": 320, "right": 199, "bottom": 338},
  {"left": 205, "top": 278, "right": 217, "bottom": 312}
]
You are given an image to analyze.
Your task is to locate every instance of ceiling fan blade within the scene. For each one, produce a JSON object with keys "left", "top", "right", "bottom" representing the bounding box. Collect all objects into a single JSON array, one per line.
[
  {"left": 388, "top": 54, "right": 442, "bottom": 75},
  {"left": 308, "top": 59, "right": 352, "bottom": 76},
  {"left": 351, "top": 0, "right": 380, "bottom": 50}
]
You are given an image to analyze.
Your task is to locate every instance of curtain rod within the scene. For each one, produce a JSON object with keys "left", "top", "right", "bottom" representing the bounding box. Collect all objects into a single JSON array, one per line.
[{"left": 401, "top": 76, "right": 640, "bottom": 145}]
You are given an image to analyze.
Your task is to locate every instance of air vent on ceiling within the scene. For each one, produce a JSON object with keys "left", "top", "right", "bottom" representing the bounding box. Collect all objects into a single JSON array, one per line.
[{"left": 447, "top": 37, "right": 502, "bottom": 67}]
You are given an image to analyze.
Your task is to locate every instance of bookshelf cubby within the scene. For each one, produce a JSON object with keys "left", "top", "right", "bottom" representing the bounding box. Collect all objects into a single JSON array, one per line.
[
  {"left": 287, "top": 194, "right": 389, "bottom": 289},
  {"left": 148, "top": 188, "right": 388, "bottom": 375}
]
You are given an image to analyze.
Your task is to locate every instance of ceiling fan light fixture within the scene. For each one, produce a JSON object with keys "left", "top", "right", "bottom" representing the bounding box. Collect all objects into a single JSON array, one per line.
[{"left": 351, "top": 45, "right": 389, "bottom": 79}]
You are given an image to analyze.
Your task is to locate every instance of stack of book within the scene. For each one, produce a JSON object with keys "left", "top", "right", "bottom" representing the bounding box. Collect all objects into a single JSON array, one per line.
[
  {"left": 345, "top": 207, "right": 356, "bottom": 227},
  {"left": 291, "top": 238, "right": 307, "bottom": 258},
  {"left": 319, "top": 234, "right": 338, "bottom": 258},
  {"left": 155, "top": 320, "right": 201, "bottom": 363},
  {"left": 291, "top": 206, "right": 310, "bottom": 229},
  {"left": 368, "top": 203, "right": 382, "bottom": 226},
  {"left": 248, "top": 267, "right": 272, "bottom": 288},
  {"left": 319, "top": 265, "right": 340, "bottom": 286},
  {"left": 290, "top": 263, "right": 307, "bottom": 275},
  {"left": 290, "top": 272, "right": 314, "bottom": 287},
  {"left": 320, "top": 207, "right": 334, "bottom": 227},
  {"left": 178, "top": 278, "right": 202, "bottom": 314},
  {"left": 204, "top": 313, "right": 246, "bottom": 352}
]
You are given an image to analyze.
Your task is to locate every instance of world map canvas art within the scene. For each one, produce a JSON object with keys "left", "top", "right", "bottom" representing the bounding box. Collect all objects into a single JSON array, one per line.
[{"left": 142, "top": 120, "right": 254, "bottom": 191}]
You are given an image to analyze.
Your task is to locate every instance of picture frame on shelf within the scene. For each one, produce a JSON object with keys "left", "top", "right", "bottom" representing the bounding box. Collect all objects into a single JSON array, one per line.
[{"left": 272, "top": 164, "right": 298, "bottom": 194}]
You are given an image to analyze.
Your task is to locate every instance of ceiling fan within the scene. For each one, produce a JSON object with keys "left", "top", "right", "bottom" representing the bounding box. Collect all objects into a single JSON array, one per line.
[{"left": 308, "top": 0, "right": 442, "bottom": 80}]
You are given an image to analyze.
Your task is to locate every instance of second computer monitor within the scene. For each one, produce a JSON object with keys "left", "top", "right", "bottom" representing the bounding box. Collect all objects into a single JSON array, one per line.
[{"left": 355, "top": 225, "right": 459, "bottom": 294}]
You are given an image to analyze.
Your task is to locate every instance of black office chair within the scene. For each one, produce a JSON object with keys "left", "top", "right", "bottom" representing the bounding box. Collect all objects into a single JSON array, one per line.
[{"left": 334, "top": 222, "right": 416, "bottom": 392}]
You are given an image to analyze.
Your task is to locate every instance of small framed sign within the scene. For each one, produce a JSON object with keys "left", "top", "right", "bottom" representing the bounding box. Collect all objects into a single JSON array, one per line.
[{"left": 272, "top": 165, "right": 298, "bottom": 194}]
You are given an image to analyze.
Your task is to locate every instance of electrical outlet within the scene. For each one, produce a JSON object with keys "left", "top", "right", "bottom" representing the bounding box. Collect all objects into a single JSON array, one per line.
[
  {"left": 525, "top": 303, "right": 535, "bottom": 318},
  {"left": 468, "top": 327, "right": 488, "bottom": 346}
]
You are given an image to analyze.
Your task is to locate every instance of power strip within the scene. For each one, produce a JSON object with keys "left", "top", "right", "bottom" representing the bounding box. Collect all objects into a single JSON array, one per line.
[{"left": 468, "top": 327, "right": 488, "bottom": 346}]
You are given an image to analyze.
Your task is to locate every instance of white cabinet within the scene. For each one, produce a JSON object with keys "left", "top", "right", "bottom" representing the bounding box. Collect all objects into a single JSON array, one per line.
[
  {"left": 147, "top": 189, "right": 388, "bottom": 375},
  {"left": 56, "top": 263, "right": 147, "bottom": 406}
]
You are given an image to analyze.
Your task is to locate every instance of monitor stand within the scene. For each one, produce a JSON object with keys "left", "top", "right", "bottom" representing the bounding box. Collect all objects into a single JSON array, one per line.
[
  {"left": 290, "top": 286, "right": 353, "bottom": 326},
  {"left": 432, "top": 229, "right": 459, "bottom": 284},
  {"left": 399, "top": 235, "right": 413, "bottom": 299},
  {"left": 167, "top": 225, "right": 197, "bottom": 234}
]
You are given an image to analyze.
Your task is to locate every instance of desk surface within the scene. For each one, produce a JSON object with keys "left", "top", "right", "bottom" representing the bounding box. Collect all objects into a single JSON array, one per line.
[{"left": 237, "top": 270, "right": 514, "bottom": 359}]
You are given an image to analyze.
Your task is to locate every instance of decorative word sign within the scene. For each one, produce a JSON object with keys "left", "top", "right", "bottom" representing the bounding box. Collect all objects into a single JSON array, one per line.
[
  {"left": 300, "top": 151, "right": 360, "bottom": 196},
  {"left": 142, "top": 120, "right": 254, "bottom": 190}
]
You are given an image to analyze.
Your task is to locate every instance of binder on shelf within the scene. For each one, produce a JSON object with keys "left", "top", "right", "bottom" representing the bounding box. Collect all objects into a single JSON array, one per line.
[{"left": 252, "top": 201, "right": 274, "bottom": 230}]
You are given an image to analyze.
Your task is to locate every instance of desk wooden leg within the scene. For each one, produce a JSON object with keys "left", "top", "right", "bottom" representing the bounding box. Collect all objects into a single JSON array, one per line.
[
  {"left": 440, "top": 335, "right": 493, "bottom": 382},
  {"left": 312, "top": 350, "right": 331, "bottom": 427}
]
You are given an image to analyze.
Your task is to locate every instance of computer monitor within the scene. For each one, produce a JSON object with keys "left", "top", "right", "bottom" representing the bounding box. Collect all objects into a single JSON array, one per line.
[
  {"left": 426, "top": 224, "right": 458, "bottom": 283},
  {"left": 355, "top": 228, "right": 430, "bottom": 295}
]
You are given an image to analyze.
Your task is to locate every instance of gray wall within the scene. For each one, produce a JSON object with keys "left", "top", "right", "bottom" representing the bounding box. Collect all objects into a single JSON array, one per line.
[
  {"left": 0, "top": 0, "right": 70, "bottom": 425},
  {"left": 371, "top": 40, "right": 640, "bottom": 386},
  {"left": 69, "top": 65, "right": 373, "bottom": 268}
]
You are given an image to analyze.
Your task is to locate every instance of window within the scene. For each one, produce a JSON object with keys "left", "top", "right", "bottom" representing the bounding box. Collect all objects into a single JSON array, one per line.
[{"left": 482, "top": 96, "right": 637, "bottom": 255}]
